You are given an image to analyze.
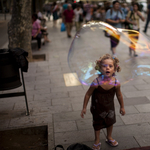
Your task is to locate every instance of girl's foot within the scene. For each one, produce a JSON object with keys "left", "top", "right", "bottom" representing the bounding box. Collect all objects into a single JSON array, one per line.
[
  {"left": 92, "top": 143, "right": 101, "bottom": 150},
  {"left": 106, "top": 139, "right": 118, "bottom": 147}
]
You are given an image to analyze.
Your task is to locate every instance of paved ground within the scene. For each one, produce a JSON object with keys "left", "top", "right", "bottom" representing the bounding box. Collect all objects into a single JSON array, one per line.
[{"left": 1, "top": 13, "right": 150, "bottom": 150}]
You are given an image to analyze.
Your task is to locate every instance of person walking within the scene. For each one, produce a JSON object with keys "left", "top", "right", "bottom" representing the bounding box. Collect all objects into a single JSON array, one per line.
[
  {"left": 105, "top": 0, "right": 125, "bottom": 56},
  {"left": 74, "top": 4, "right": 83, "bottom": 37},
  {"left": 46, "top": 3, "right": 51, "bottom": 21},
  {"left": 63, "top": 4, "right": 75, "bottom": 38},
  {"left": 126, "top": 3, "right": 145, "bottom": 56},
  {"left": 84, "top": 1, "right": 92, "bottom": 22},
  {"left": 143, "top": 0, "right": 150, "bottom": 34},
  {"left": 52, "top": 2, "right": 59, "bottom": 26}
]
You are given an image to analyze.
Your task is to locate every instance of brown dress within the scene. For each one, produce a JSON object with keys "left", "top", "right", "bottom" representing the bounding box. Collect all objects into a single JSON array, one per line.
[{"left": 90, "top": 78, "right": 116, "bottom": 131}]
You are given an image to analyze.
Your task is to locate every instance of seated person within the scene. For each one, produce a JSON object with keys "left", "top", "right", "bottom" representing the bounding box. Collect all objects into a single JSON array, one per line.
[
  {"left": 36, "top": 18, "right": 51, "bottom": 44},
  {"left": 32, "top": 14, "right": 42, "bottom": 51}
]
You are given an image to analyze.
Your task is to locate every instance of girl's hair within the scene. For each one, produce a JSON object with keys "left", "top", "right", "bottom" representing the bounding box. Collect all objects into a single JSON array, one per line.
[
  {"left": 95, "top": 54, "right": 121, "bottom": 75},
  {"left": 133, "top": 2, "right": 139, "bottom": 10}
]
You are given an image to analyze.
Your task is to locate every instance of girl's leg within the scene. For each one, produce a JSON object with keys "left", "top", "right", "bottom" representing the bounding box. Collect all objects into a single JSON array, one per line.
[
  {"left": 106, "top": 125, "right": 113, "bottom": 140},
  {"left": 106, "top": 125, "right": 118, "bottom": 146},
  {"left": 93, "top": 130, "right": 101, "bottom": 149},
  {"left": 94, "top": 130, "right": 100, "bottom": 144}
]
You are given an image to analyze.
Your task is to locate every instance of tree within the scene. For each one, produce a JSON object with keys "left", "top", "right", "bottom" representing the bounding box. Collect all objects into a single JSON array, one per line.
[{"left": 8, "top": 0, "right": 32, "bottom": 60}]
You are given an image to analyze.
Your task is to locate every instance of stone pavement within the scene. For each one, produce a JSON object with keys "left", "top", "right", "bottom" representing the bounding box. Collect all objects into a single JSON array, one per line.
[{"left": 1, "top": 14, "right": 150, "bottom": 150}]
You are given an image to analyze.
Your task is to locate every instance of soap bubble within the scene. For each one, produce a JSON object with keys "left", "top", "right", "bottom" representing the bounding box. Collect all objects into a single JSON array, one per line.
[{"left": 68, "top": 21, "right": 150, "bottom": 86}]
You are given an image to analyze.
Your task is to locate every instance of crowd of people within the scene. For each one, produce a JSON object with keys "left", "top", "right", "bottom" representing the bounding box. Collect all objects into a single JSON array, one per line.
[
  {"left": 55, "top": 0, "right": 146, "bottom": 57},
  {"left": 32, "top": 0, "right": 150, "bottom": 55}
]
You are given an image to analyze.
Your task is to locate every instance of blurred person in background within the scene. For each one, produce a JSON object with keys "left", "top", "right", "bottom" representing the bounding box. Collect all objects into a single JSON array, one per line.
[
  {"left": 57, "top": 3, "right": 63, "bottom": 19},
  {"left": 126, "top": 2, "right": 145, "bottom": 56},
  {"left": 63, "top": 0, "right": 68, "bottom": 11},
  {"left": 74, "top": 3, "right": 83, "bottom": 37},
  {"left": 121, "top": 3, "right": 129, "bottom": 28},
  {"left": 93, "top": 6, "right": 101, "bottom": 20},
  {"left": 63, "top": 4, "right": 75, "bottom": 38},
  {"left": 143, "top": 0, "right": 150, "bottom": 34},
  {"left": 100, "top": 7, "right": 106, "bottom": 21},
  {"left": 84, "top": 1, "right": 92, "bottom": 22},
  {"left": 52, "top": 2, "right": 59, "bottom": 26},
  {"left": 36, "top": 17, "right": 51, "bottom": 44},
  {"left": 46, "top": 3, "right": 51, "bottom": 21},
  {"left": 32, "top": 14, "right": 42, "bottom": 51},
  {"left": 104, "top": 1, "right": 112, "bottom": 12},
  {"left": 106, "top": 0, "right": 125, "bottom": 56}
]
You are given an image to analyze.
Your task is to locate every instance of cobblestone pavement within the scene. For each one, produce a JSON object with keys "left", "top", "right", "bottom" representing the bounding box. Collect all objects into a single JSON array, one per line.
[{"left": 1, "top": 14, "right": 150, "bottom": 150}]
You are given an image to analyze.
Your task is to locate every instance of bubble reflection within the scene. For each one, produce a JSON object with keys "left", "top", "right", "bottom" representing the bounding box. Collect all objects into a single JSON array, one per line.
[{"left": 68, "top": 21, "right": 150, "bottom": 86}]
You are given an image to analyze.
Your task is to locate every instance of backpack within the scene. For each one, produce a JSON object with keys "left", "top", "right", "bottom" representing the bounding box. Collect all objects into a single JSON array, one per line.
[{"left": 55, "top": 143, "right": 92, "bottom": 150}]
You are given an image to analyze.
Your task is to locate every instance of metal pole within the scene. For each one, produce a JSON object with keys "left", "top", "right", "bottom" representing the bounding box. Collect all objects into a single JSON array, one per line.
[{"left": 21, "top": 70, "right": 30, "bottom": 116}]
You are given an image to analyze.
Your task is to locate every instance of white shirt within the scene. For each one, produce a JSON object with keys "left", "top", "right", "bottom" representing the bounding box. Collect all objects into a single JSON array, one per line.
[{"left": 74, "top": 8, "right": 83, "bottom": 22}]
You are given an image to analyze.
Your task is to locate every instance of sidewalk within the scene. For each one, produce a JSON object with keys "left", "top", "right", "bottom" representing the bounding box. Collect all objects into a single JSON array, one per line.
[{"left": 1, "top": 17, "right": 150, "bottom": 150}]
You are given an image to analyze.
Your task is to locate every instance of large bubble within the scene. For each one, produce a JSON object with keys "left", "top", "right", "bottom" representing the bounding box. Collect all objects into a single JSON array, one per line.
[{"left": 68, "top": 21, "right": 150, "bottom": 86}]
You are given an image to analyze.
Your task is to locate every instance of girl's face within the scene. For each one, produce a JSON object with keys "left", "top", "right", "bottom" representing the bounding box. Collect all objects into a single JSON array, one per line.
[
  {"left": 101, "top": 59, "right": 115, "bottom": 77},
  {"left": 133, "top": 4, "right": 138, "bottom": 11}
]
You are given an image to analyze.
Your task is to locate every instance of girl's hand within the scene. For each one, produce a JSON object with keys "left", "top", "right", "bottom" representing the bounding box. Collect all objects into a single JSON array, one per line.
[
  {"left": 120, "top": 107, "right": 125, "bottom": 116},
  {"left": 81, "top": 108, "right": 86, "bottom": 118},
  {"left": 136, "top": 11, "right": 141, "bottom": 17}
]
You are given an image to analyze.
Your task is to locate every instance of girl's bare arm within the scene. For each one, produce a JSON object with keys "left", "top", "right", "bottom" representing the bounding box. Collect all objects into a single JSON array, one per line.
[
  {"left": 81, "top": 81, "right": 97, "bottom": 118},
  {"left": 116, "top": 83, "right": 125, "bottom": 115},
  {"left": 83, "top": 86, "right": 96, "bottom": 109},
  {"left": 137, "top": 11, "right": 145, "bottom": 21}
]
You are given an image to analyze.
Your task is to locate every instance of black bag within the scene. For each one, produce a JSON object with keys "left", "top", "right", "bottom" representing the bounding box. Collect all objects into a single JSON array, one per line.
[
  {"left": 79, "top": 14, "right": 83, "bottom": 22},
  {"left": 67, "top": 143, "right": 92, "bottom": 150},
  {"left": 55, "top": 143, "right": 92, "bottom": 150}
]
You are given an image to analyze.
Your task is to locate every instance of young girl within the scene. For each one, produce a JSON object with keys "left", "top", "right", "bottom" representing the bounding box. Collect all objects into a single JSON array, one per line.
[{"left": 81, "top": 54, "right": 125, "bottom": 150}]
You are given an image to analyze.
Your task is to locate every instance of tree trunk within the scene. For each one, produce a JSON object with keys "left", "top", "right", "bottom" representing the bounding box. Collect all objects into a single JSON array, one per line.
[{"left": 8, "top": 0, "right": 32, "bottom": 61}]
